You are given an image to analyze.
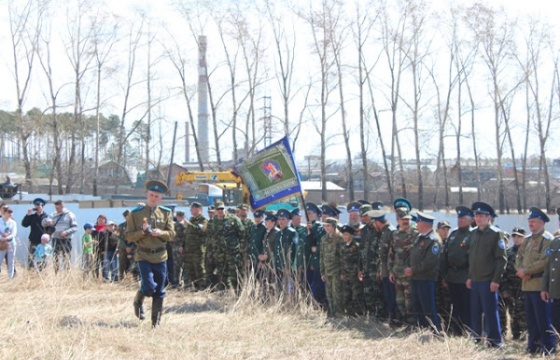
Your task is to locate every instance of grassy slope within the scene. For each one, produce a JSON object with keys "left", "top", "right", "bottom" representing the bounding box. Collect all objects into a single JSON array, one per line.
[{"left": 0, "top": 270, "right": 534, "bottom": 360}]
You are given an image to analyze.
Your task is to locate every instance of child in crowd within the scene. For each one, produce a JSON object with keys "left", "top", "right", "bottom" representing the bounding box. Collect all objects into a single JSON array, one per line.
[
  {"left": 34, "top": 234, "right": 53, "bottom": 271},
  {"left": 82, "top": 223, "right": 94, "bottom": 276}
]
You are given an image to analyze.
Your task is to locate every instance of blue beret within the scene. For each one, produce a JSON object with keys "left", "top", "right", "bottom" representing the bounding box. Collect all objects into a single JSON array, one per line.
[
  {"left": 306, "top": 202, "right": 322, "bottom": 215},
  {"left": 416, "top": 211, "right": 435, "bottom": 224},
  {"left": 471, "top": 202, "right": 496, "bottom": 217},
  {"left": 346, "top": 202, "right": 362, "bottom": 212},
  {"left": 393, "top": 198, "right": 412, "bottom": 211},
  {"left": 455, "top": 206, "right": 474, "bottom": 218},
  {"left": 277, "top": 208, "right": 292, "bottom": 219},
  {"left": 528, "top": 207, "right": 550, "bottom": 223},
  {"left": 145, "top": 180, "right": 168, "bottom": 194},
  {"left": 33, "top": 198, "right": 46, "bottom": 206}
]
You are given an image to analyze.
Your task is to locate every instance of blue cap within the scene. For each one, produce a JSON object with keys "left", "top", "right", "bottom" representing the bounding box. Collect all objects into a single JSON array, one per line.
[
  {"left": 339, "top": 225, "right": 356, "bottom": 235},
  {"left": 456, "top": 206, "right": 474, "bottom": 218},
  {"left": 83, "top": 222, "right": 93, "bottom": 230},
  {"left": 471, "top": 202, "right": 496, "bottom": 217},
  {"left": 145, "top": 180, "right": 168, "bottom": 194},
  {"left": 265, "top": 213, "right": 278, "bottom": 222},
  {"left": 346, "top": 202, "right": 361, "bottom": 213},
  {"left": 253, "top": 210, "right": 265, "bottom": 218},
  {"left": 321, "top": 204, "right": 339, "bottom": 217},
  {"left": 291, "top": 208, "right": 301, "bottom": 217},
  {"left": 416, "top": 211, "right": 435, "bottom": 224},
  {"left": 393, "top": 198, "right": 412, "bottom": 211},
  {"left": 33, "top": 198, "right": 46, "bottom": 206},
  {"left": 528, "top": 207, "right": 550, "bottom": 223},
  {"left": 306, "top": 202, "right": 322, "bottom": 215},
  {"left": 371, "top": 201, "right": 384, "bottom": 210},
  {"left": 277, "top": 208, "right": 292, "bottom": 219}
]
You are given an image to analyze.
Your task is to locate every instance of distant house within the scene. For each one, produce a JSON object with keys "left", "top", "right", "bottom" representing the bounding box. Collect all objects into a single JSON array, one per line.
[{"left": 90, "top": 160, "right": 133, "bottom": 187}]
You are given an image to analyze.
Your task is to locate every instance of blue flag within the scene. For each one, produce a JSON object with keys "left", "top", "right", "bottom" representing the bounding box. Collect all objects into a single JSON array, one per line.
[{"left": 235, "top": 136, "right": 302, "bottom": 210}]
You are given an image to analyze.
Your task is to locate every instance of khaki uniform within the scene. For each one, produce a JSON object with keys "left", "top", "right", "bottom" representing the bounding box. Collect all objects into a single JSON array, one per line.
[
  {"left": 516, "top": 229, "right": 553, "bottom": 292},
  {"left": 126, "top": 205, "right": 175, "bottom": 263}
]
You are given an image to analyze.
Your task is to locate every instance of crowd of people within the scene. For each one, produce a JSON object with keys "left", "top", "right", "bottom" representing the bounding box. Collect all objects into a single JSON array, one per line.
[{"left": 2, "top": 181, "right": 560, "bottom": 355}]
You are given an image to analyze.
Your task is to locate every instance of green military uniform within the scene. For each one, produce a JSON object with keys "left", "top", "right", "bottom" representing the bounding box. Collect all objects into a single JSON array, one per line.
[
  {"left": 117, "top": 218, "right": 136, "bottom": 280},
  {"left": 340, "top": 237, "right": 361, "bottom": 316},
  {"left": 239, "top": 216, "right": 254, "bottom": 273},
  {"left": 320, "top": 230, "right": 343, "bottom": 317},
  {"left": 182, "top": 213, "right": 208, "bottom": 290},
  {"left": 171, "top": 219, "right": 187, "bottom": 287},
  {"left": 292, "top": 224, "right": 309, "bottom": 273},
  {"left": 205, "top": 214, "right": 244, "bottom": 290},
  {"left": 248, "top": 222, "right": 267, "bottom": 270},
  {"left": 389, "top": 226, "right": 419, "bottom": 324},
  {"left": 543, "top": 237, "right": 560, "bottom": 299},
  {"left": 273, "top": 226, "right": 297, "bottom": 293},
  {"left": 500, "top": 243, "right": 525, "bottom": 339},
  {"left": 360, "top": 222, "right": 383, "bottom": 317},
  {"left": 126, "top": 206, "right": 175, "bottom": 264}
]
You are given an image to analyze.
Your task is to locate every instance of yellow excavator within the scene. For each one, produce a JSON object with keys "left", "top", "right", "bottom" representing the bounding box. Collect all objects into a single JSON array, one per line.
[{"left": 175, "top": 170, "right": 301, "bottom": 210}]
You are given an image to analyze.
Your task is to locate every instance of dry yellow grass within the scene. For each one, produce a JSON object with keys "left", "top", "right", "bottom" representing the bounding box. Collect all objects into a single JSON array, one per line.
[{"left": 0, "top": 268, "right": 539, "bottom": 359}]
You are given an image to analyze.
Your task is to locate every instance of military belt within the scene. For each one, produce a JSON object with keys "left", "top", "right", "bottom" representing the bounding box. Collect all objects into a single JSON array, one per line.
[
  {"left": 531, "top": 272, "right": 544, "bottom": 279},
  {"left": 137, "top": 246, "right": 166, "bottom": 254}
]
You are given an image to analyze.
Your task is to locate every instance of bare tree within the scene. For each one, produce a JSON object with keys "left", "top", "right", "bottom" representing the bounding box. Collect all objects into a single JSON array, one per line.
[
  {"left": 91, "top": 10, "right": 119, "bottom": 196},
  {"left": 8, "top": 0, "right": 43, "bottom": 182}
]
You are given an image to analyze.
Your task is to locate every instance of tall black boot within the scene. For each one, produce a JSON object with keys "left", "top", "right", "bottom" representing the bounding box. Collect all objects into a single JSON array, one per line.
[
  {"left": 133, "top": 291, "right": 145, "bottom": 320},
  {"left": 151, "top": 297, "right": 163, "bottom": 328}
]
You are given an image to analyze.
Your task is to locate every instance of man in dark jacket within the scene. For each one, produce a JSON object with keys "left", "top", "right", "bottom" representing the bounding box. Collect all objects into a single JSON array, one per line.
[{"left": 21, "top": 198, "right": 48, "bottom": 269}]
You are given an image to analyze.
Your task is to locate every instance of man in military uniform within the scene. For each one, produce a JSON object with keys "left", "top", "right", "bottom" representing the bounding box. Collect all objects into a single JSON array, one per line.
[
  {"left": 503, "top": 227, "right": 526, "bottom": 340},
  {"left": 117, "top": 210, "right": 136, "bottom": 281},
  {"left": 467, "top": 202, "right": 507, "bottom": 348},
  {"left": 274, "top": 209, "right": 297, "bottom": 293},
  {"left": 389, "top": 207, "right": 418, "bottom": 325},
  {"left": 406, "top": 212, "right": 441, "bottom": 332},
  {"left": 205, "top": 201, "right": 244, "bottom": 291},
  {"left": 434, "top": 220, "right": 451, "bottom": 330},
  {"left": 126, "top": 180, "right": 176, "bottom": 328},
  {"left": 375, "top": 208, "right": 398, "bottom": 324},
  {"left": 541, "top": 208, "right": 560, "bottom": 335},
  {"left": 440, "top": 206, "right": 473, "bottom": 335},
  {"left": 179, "top": 202, "right": 208, "bottom": 291},
  {"left": 291, "top": 208, "right": 309, "bottom": 283},
  {"left": 307, "top": 202, "right": 327, "bottom": 306},
  {"left": 21, "top": 198, "right": 48, "bottom": 269},
  {"left": 247, "top": 210, "right": 266, "bottom": 272},
  {"left": 320, "top": 217, "right": 343, "bottom": 317},
  {"left": 168, "top": 210, "right": 187, "bottom": 288},
  {"left": 346, "top": 202, "right": 363, "bottom": 233},
  {"left": 359, "top": 209, "right": 383, "bottom": 318},
  {"left": 237, "top": 203, "right": 254, "bottom": 277},
  {"left": 207, "top": 205, "right": 216, "bottom": 220},
  {"left": 516, "top": 208, "right": 555, "bottom": 355},
  {"left": 339, "top": 225, "right": 361, "bottom": 316}
]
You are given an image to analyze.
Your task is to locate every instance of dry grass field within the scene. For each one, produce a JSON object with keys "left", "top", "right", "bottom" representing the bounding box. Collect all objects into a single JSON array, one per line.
[{"left": 0, "top": 268, "right": 543, "bottom": 360}]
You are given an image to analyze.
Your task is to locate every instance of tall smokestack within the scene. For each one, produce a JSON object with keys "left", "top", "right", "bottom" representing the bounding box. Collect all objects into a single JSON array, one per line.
[{"left": 198, "top": 35, "right": 209, "bottom": 164}]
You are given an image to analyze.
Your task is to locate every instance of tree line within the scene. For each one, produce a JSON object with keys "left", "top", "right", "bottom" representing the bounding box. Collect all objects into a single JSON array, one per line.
[{"left": 4, "top": 0, "right": 560, "bottom": 213}]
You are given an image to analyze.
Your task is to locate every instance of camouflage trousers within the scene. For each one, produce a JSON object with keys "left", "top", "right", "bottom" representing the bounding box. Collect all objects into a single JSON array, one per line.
[
  {"left": 205, "top": 243, "right": 241, "bottom": 290},
  {"left": 183, "top": 242, "right": 205, "bottom": 289},
  {"left": 435, "top": 279, "right": 451, "bottom": 328},
  {"left": 324, "top": 275, "right": 343, "bottom": 317},
  {"left": 362, "top": 273, "right": 384, "bottom": 318},
  {"left": 171, "top": 244, "right": 188, "bottom": 287},
  {"left": 341, "top": 276, "right": 364, "bottom": 316},
  {"left": 499, "top": 292, "right": 526, "bottom": 339},
  {"left": 395, "top": 275, "right": 413, "bottom": 323}
]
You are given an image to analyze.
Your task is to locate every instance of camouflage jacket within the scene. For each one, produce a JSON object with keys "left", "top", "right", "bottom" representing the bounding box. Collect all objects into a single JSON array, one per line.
[
  {"left": 340, "top": 239, "right": 360, "bottom": 278},
  {"left": 182, "top": 214, "right": 208, "bottom": 249},
  {"left": 320, "top": 231, "right": 342, "bottom": 277},
  {"left": 360, "top": 222, "right": 380, "bottom": 276},
  {"left": 389, "top": 227, "right": 419, "bottom": 276},
  {"left": 206, "top": 215, "right": 244, "bottom": 254}
]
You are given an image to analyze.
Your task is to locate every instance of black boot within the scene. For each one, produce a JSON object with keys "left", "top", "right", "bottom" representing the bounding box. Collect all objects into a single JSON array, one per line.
[
  {"left": 133, "top": 291, "right": 145, "bottom": 320},
  {"left": 151, "top": 297, "right": 163, "bottom": 328}
]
